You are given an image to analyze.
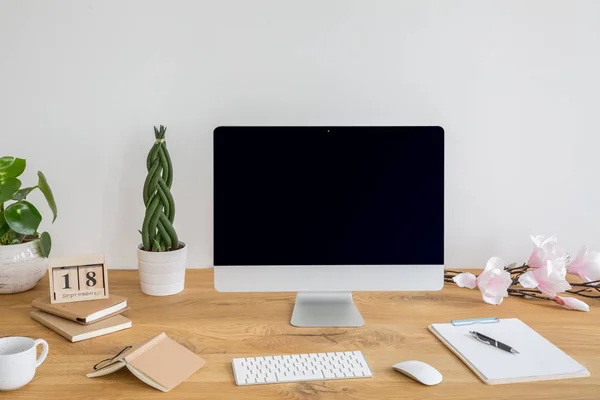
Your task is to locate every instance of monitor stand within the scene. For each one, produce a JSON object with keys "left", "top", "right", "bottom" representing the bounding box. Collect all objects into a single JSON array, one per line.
[{"left": 290, "top": 292, "right": 365, "bottom": 327}]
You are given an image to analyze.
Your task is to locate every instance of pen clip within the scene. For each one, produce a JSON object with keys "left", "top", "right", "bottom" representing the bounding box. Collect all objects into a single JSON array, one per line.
[{"left": 469, "top": 331, "right": 492, "bottom": 346}]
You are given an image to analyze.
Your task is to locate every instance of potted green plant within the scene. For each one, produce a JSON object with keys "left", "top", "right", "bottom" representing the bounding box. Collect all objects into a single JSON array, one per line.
[
  {"left": 137, "top": 126, "right": 187, "bottom": 296},
  {"left": 0, "top": 156, "right": 57, "bottom": 293}
]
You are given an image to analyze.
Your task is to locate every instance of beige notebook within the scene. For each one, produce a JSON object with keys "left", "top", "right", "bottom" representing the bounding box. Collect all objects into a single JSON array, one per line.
[
  {"left": 429, "top": 318, "right": 589, "bottom": 384},
  {"left": 30, "top": 310, "right": 132, "bottom": 342},
  {"left": 32, "top": 295, "right": 128, "bottom": 324},
  {"left": 87, "top": 332, "right": 205, "bottom": 392}
]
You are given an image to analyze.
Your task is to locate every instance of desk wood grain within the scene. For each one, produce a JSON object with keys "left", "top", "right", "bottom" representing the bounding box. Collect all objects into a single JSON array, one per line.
[{"left": 1, "top": 269, "right": 598, "bottom": 399}]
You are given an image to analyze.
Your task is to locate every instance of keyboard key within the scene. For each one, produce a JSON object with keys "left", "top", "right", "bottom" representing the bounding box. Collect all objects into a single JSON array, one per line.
[
  {"left": 277, "top": 372, "right": 324, "bottom": 382},
  {"left": 233, "top": 358, "right": 244, "bottom": 366}
]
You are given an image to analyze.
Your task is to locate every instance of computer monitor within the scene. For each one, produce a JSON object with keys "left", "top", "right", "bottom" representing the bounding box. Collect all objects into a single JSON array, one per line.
[{"left": 213, "top": 126, "right": 444, "bottom": 327}]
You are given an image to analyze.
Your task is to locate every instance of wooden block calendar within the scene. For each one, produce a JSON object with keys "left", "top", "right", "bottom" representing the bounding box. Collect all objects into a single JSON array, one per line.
[{"left": 48, "top": 254, "right": 109, "bottom": 303}]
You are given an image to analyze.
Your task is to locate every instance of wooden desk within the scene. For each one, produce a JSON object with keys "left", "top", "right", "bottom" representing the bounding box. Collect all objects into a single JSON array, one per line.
[{"left": 2, "top": 269, "right": 598, "bottom": 399}]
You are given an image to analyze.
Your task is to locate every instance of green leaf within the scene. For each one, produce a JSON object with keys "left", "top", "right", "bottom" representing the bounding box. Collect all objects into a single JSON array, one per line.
[
  {"left": 0, "top": 157, "right": 26, "bottom": 178},
  {"left": 12, "top": 186, "right": 37, "bottom": 201},
  {"left": 0, "top": 177, "right": 22, "bottom": 203},
  {"left": 0, "top": 212, "right": 8, "bottom": 237},
  {"left": 39, "top": 231, "right": 51, "bottom": 257},
  {"left": 0, "top": 229, "right": 18, "bottom": 245},
  {"left": 4, "top": 201, "right": 42, "bottom": 235},
  {"left": 37, "top": 171, "right": 57, "bottom": 222}
]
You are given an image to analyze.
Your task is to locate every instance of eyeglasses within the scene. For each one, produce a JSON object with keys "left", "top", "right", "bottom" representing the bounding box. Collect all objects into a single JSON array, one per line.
[{"left": 93, "top": 346, "right": 132, "bottom": 370}]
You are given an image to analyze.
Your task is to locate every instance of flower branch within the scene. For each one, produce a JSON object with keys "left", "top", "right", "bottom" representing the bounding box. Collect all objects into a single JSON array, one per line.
[{"left": 445, "top": 235, "right": 599, "bottom": 311}]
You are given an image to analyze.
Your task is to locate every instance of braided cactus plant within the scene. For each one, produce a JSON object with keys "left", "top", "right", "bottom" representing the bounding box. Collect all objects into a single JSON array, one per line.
[{"left": 141, "top": 126, "right": 180, "bottom": 252}]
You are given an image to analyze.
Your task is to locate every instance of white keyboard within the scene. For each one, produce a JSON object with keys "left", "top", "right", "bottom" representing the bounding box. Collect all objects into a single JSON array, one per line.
[{"left": 232, "top": 351, "right": 373, "bottom": 386}]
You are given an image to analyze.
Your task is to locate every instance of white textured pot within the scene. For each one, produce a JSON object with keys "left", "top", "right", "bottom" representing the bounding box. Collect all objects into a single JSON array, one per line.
[
  {"left": 137, "top": 242, "right": 187, "bottom": 296},
  {"left": 0, "top": 240, "right": 48, "bottom": 294}
]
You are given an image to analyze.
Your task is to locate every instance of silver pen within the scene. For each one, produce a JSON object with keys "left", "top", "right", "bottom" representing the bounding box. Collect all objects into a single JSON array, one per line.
[{"left": 469, "top": 331, "right": 520, "bottom": 354}]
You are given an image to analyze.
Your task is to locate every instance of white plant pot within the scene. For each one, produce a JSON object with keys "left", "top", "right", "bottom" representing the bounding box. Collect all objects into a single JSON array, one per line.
[
  {"left": 0, "top": 240, "right": 48, "bottom": 294},
  {"left": 137, "top": 242, "right": 187, "bottom": 296}
]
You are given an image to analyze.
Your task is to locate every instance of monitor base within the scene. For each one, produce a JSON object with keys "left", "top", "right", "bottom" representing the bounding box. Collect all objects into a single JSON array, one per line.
[{"left": 291, "top": 292, "right": 365, "bottom": 327}]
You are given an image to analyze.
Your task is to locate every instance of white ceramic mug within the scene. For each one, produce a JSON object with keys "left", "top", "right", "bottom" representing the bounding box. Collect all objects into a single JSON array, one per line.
[{"left": 0, "top": 337, "right": 48, "bottom": 391}]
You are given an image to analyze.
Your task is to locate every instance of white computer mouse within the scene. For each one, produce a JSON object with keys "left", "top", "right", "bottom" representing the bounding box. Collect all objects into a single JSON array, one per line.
[{"left": 392, "top": 360, "right": 443, "bottom": 386}]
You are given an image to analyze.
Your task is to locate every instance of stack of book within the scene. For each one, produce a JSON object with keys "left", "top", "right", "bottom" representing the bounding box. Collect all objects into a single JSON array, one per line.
[{"left": 30, "top": 295, "right": 132, "bottom": 342}]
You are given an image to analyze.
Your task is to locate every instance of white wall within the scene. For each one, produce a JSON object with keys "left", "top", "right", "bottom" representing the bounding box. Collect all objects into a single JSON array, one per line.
[{"left": 2, "top": 0, "right": 599, "bottom": 269}]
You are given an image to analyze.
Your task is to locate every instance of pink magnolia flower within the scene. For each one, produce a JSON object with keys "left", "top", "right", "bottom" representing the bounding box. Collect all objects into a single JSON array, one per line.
[
  {"left": 519, "top": 259, "right": 571, "bottom": 297},
  {"left": 554, "top": 296, "right": 590, "bottom": 312},
  {"left": 527, "top": 234, "right": 568, "bottom": 269},
  {"left": 567, "top": 246, "right": 600, "bottom": 282},
  {"left": 453, "top": 257, "right": 512, "bottom": 305}
]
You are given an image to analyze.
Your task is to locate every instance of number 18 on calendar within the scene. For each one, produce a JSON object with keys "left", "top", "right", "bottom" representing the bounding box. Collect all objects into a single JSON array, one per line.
[{"left": 48, "top": 254, "right": 109, "bottom": 303}]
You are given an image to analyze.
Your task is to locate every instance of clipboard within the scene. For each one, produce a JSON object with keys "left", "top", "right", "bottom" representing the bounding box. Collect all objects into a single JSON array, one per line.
[{"left": 429, "top": 318, "right": 589, "bottom": 385}]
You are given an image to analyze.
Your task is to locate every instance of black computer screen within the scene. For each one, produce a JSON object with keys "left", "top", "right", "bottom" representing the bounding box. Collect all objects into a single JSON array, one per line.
[{"left": 214, "top": 127, "right": 444, "bottom": 266}]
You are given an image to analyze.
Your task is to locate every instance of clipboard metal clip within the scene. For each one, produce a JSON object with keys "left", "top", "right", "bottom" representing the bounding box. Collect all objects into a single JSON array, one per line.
[{"left": 451, "top": 317, "right": 499, "bottom": 326}]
